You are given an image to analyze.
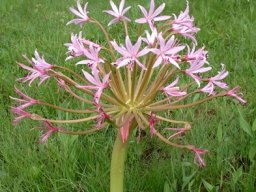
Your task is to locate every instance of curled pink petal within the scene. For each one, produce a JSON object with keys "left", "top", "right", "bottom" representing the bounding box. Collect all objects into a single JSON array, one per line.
[
  {"left": 10, "top": 87, "right": 39, "bottom": 110},
  {"left": 226, "top": 86, "right": 246, "bottom": 105},
  {"left": 10, "top": 107, "right": 32, "bottom": 125},
  {"left": 191, "top": 146, "right": 208, "bottom": 167},
  {"left": 39, "top": 121, "right": 59, "bottom": 144},
  {"left": 94, "top": 103, "right": 110, "bottom": 129}
]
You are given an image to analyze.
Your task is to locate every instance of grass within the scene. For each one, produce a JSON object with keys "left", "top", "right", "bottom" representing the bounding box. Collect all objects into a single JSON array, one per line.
[{"left": 0, "top": 0, "right": 256, "bottom": 191}]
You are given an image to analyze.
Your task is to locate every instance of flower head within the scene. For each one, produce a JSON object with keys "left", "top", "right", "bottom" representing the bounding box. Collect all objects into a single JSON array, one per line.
[
  {"left": 162, "top": 77, "right": 187, "bottom": 97},
  {"left": 111, "top": 36, "right": 150, "bottom": 70},
  {"left": 67, "top": 0, "right": 89, "bottom": 27},
  {"left": 104, "top": 0, "right": 131, "bottom": 26},
  {"left": 12, "top": 0, "right": 247, "bottom": 172},
  {"left": 151, "top": 34, "right": 185, "bottom": 68},
  {"left": 18, "top": 50, "right": 53, "bottom": 86},
  {"left": 135, "top": 0, "right": 171, "bottom": 29},
  {"left": 171, "top": 1, "right": 200, "bottom": 44},
  {"left": 39, "top": 121, "right": 59, "bottom": 144}
]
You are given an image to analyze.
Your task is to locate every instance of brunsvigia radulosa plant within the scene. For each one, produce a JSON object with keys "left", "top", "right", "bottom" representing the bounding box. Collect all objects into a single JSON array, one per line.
[{"left": 11, "top": 0, "right": 246, "bottom": 191}]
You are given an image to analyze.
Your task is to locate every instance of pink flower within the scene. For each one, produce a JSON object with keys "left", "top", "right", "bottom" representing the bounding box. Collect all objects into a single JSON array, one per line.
[
  {"left": 149, "top": 113, "right": 157, "bottom": 137},
  {"left": 77, "top": 67, "right": 110, "bottom": 104},
  {"left": 151, "top": 33, "right": 185, "bottom": 68},
  {"left": 184, "top": 44, "right": 208, "bottom": 63},
  {"left": 141, "top": 29, "right": 157, "bottom": 47},
  {"left": 94, "top": 103, "right": 110, "bottom": 129},
  {"left": 162, "top": 77, "right": 187, "bottom": 97},
  {"left": 226, "top": 86, "right": 247, "bottom": 105},
  {"left": 67, "top": 0, "right": 89, "bottom": 27},
  {"left": 10, "top": 107, "right": 32, "bottom": 125},
  {"left": 201, "top": 64, "right": 229, "bottom": 95},
  {"left": 111, "top": 36, "right": 150, "bottom": 70},
  {"left": 209, "top": 64, "right": 229, "bottom": 88},
  {"left": 191, "top": 147, "right": 208, "bottom": 167},
  {"left": 103, "top": 0, "right": 131, "bottom": 26},
  {"left": 32, "top": 51, "right": 53, "bottom": 71},
  {"left": 65, "top": 33, "right": 87, "bottom": 60},
  {"left": 201, "top": 83, "right": 216, "bottom": 95},
  {"left": 76, "top": 44, "right": 104, "bottom": 68},
  {"left": 185, "top": 59, "right": 212, "bottom": 86},
  {"left": 135, "top": 0, "right": 171, "bottom": 29},
  {"left": 39, "top": 121, "right": 59, "bottom": 144},
  {"left": 10, "top": 87, "right": 39, "bottom": 110},
  {"left": 171, "top": 2, "right": 200, "bottom": 44},
  {"left": 18, "top": 50, "right": 53, "bottom": 86},
  {"left": 65, "top": 32, "right": 101, "bottom": 61}
]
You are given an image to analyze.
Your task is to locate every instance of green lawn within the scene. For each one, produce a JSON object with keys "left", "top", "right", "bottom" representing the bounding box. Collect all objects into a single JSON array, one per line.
[{"left": 0, "top": 0, "right": 256, "bottom": 191}]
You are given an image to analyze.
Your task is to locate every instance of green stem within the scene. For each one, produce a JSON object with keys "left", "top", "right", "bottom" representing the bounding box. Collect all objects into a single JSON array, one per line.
[
  {"left": 53, "top": 65, "right": 87, "bottom": 83},
  {"left": 122, "top": 20, "right": 128, "bottom": 36},
  {"left": 110, "top": 130, "right": 128, "bottom": 192},
  {"left": 39, "top": 101, "right": 94, "bottom": 114},
  {"left": 148, "top": 92, "right": 226, "bottom": 111},
  {"left": 131, "top": 64, "right": 137, "bottom": 103}
]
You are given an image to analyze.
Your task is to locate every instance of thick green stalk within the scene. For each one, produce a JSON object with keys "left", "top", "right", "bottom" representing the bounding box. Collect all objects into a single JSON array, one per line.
[{"left": 110, "top": 130, "right": 128, "bottom": 192}]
